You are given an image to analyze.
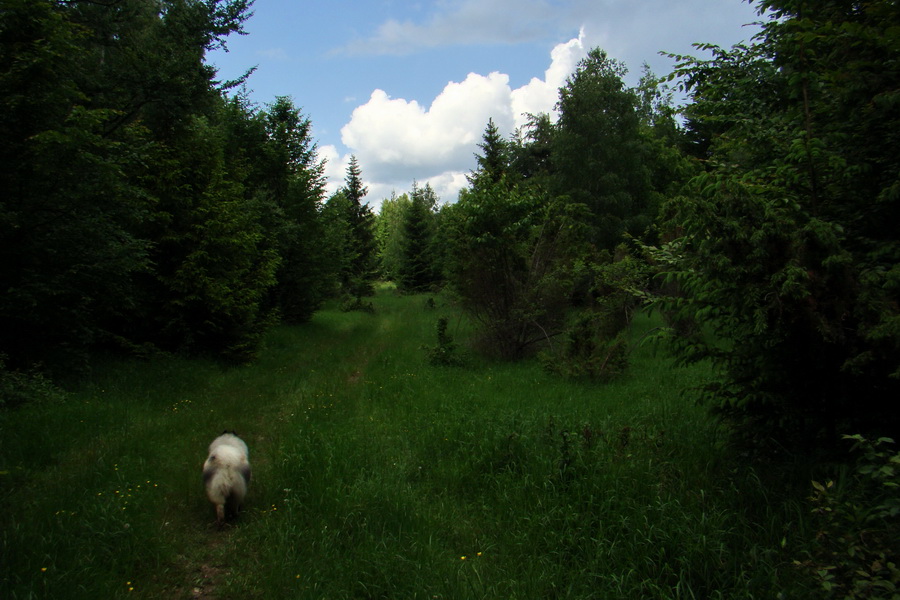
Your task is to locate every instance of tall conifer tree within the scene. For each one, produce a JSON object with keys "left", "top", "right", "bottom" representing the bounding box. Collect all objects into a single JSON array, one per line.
[
  {"left": 340, "top": 156, "right": 377, "bottom": 299},
  {"left": 659, "top": 0, "right": 900, "bottom": 445},
  {"left": 398, "top": 183, "right": 438, "bottom": 292},
  {"left": 553, "top": 49, "right": 653, "bottom": 249}
]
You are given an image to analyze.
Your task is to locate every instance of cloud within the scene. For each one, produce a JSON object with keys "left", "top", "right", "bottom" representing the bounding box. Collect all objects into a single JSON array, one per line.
[
  {"left": 340, "top": 71, "right": 515, "bottom": 183},
  {"left": 319, "top": 144, "right": 350, "bottom": 197},
  {"left": 338, "top": 0, "right": 560, "bottom": 56},
  {"left": 565, "top": 0, "right": 761, "bottom": 81},
  {"left": 328, "top": 31, "right": 589, "bottom": 208},
  {"left": 337, "top": 0, "right": 760, "bottom": 80},
  {"left": 424, "top": 171, "right": 470, "bottom": 204},
  {"left": 324, "top": 1, "right": 762, "bottom": 209},
  {"left": 511, "top": 28, "right": 585, "bottom": 128},
  {"left": 257, "top": 47, "right": 289, "bottom": 60}
]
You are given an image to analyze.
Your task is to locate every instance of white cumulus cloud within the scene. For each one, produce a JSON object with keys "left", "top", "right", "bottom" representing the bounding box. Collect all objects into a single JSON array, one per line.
[
  {"left": 341, "top": 71, "right": 514, "bottom": 178},
  {"left": 511, "top": 28, "right": 586, "bottom": 129},
  {"left": 319, "top": 144, "right": 350, "bottom": 197},
  {"left": 329, "top": 32, "right": 588, "bottom": 207}
]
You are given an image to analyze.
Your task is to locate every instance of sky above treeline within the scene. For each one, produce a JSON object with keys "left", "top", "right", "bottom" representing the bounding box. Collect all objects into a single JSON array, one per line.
[{"left": 206, "top": 0, "right": 764, "bottom": 207}]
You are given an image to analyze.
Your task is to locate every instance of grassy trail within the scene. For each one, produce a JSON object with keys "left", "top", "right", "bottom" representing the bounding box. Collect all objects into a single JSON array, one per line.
[{"left": 1, "top": 289, "right": 809, "bottom": 599}]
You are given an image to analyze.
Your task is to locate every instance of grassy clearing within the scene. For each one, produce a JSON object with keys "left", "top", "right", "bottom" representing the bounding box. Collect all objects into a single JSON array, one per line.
[{"left": 1, "top": 287, "right": 813, "bottom": 598}]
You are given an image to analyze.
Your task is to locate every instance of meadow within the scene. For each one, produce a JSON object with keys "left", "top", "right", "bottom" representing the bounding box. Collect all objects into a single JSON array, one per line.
[{"left": 1, "top": 287, "right": 815, "bottom": 599}]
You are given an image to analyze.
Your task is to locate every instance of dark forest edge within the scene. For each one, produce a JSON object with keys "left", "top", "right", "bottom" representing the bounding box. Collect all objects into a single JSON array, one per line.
[{"left": 2, "top": 1, "right": 899, "bottom": 456}]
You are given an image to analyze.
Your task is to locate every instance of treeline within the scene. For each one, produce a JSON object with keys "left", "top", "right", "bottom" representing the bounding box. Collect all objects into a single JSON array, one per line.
[
  {"left": 0, "top": 0, "right": 377, "bottom": 369},
  {"left": 374, "top": 0, "right": 900, "bottom": 448},
  {"left": 3, "top": 0, "right": 899, "bottom": 449},
  {"left": 376, "top": 52, "right": 677, "bottom": 367}
]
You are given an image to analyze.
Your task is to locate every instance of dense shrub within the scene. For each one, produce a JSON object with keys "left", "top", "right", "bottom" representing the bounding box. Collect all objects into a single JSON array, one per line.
[{"left": 799, "top": 435, "right": 900, "bottom": 599}]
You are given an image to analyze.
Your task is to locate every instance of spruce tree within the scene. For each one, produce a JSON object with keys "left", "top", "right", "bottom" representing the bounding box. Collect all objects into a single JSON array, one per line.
[
  {"left": 445, "top": 121, "right": 585, "bottom": 358},
  {"left": 0, "top": 0, "right": 258, "bottom": 368},
  {"left": 469, "top": 118, "right": 508, "bottom": 188},
  {"left": 398, "top": 183, "right": 438, "bottom": 292},
  {"left": 553, "top": 49, "right": 653, "bottom": 249},
  {"left": 659, "top": 0, "right": 900, "bottom": 446},
  {"left": 260, "top": 96, "right": 329, "bottom": 323},
  {"left": 341, "top": 156, "right": 378, "bottom": 299}
]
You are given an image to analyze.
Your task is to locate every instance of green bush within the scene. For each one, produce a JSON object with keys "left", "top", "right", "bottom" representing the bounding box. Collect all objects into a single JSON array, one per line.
[
  {"left": 540, "top": 248, "right": 648, "bottom": 380},
  {"left": 340, "top": 295, "right": 375, "bottom": 314},
  {"left": 0, "top": 356, "right": 67, "bottom": 409},
  {"left": 799, "top": 435, "right": 900, "bottom": 599},
  {"left": 540, "top": 312, "right": 630, "bottom": 381},
  {"left": 422, "top": 317, "right": 463, "bottom": 366},
  {"left": 657, "top": 0, "right": 900, "bottom": 448}
]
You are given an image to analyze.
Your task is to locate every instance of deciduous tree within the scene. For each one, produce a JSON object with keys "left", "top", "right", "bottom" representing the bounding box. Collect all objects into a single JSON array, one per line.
[{"left": 376, "top": 192, "right": 411, "bottom": 282}]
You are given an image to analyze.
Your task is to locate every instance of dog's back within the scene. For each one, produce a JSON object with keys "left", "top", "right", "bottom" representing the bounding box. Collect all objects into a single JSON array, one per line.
[{"left": 203, "top": 432, "right": 251, "bottom": 524}]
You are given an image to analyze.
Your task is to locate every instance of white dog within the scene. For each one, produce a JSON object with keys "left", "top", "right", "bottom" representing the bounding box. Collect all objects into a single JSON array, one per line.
[{"left": 202, "top": 431, "right": 251, "bottom": 525}]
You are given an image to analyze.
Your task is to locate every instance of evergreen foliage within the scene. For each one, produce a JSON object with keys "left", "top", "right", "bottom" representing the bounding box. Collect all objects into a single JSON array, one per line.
[
  {"left": 341, "top": 156, "right": 378, "bottom": 300},
  {"left": 658, "top": 0, "right": 900, "bottom": 447},
  {"left": 5, "top": 0, "right": 897, "bottom": 466},
  {"left": 375, "top": 192, "right": 411, "bottom": 281},
  {"left": 422, "top": 316, "right": 463, "bottom": 366},
  {"left": 509, "top": 112, "right": 555, "bottom": 185},
  {"left": 0, "top": 0, "right": 153, "bottom": 370},
  {"left": 398, "top": 182, "right": 440, "bottom": 292},
  {"left": 553, "top": 49, "right": 655, "bottom": 249},
  {"left": 322, "top": 156, "right": 378, "bottom": 306},
  {"left": 445, "top": 157, "right": 587, "bottom": 359},
  {"left": 0, "top": 0, "right": 330, "bottom": 369},
  {"left": 470, "top": 117, "right": 508, "bottom": 186},
  {"left": 321, "top": 190, "right": 355, "bottom": 295},
  {"left": 259, "top": 96, "right": 330, "bottom": 324},
  {"left": 137, "top": 110, "right": 279, "bottom": 363},
  {"left": 541, "top": 247, "right": 651, "bottom": 380}
]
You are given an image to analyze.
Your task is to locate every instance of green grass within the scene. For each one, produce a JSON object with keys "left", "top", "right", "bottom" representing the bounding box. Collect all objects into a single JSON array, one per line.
[{"left": 1, "top": 288, "right": 814, "bottom": 598}]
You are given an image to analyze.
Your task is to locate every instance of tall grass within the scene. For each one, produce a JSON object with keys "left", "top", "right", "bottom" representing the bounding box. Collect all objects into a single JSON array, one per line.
[{"left": 1, "top": 287, "right": 813, "bottom": 598}]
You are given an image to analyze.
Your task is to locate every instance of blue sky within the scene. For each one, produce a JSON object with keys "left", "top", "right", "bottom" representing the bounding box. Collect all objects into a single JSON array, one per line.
[{"left": 206, "top": 0, "right": 763, "bottom": 207}]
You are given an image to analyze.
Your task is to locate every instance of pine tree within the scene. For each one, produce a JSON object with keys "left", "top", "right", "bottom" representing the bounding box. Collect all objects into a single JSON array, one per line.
[
  {"left": 259, "top": 96, "right": 329, "bottom": 323},
  {"left": 510, "top": 113, "right": 555, "bottom": 184},
  {"left": 553, "top": 49, "right": 653, "bottom": 249},
  {"left": 0, "top": 0, "right": 257, "bottom": 368},
  {"left": 398, "top": 182, "right": 438, "bottom": 292},
  {"left": 658, "top": 0, "right": 900, "bottom": 446},
  {"left": 445, "top": 123, "right": 585, "bottom": 358},
  {"left": 340, "top": 156, "right": 378, "bottom": 299},
  {"left": 469, "top": 118, "right": 508, "bottom": 189}
]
